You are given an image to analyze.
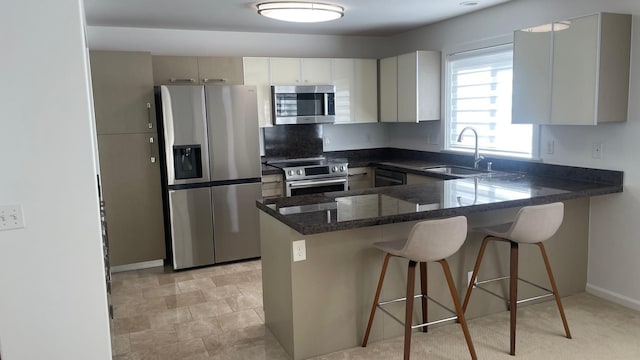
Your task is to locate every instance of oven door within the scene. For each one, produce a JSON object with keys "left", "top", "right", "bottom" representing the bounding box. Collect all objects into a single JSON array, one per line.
[{"left": 286, "top": 178, "right": 348, "bottom": 197}]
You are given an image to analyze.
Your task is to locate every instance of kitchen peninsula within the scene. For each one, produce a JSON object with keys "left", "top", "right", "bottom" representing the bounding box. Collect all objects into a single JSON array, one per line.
[{"left": 257, "top": 161, "right": 622, "bottom": 360}]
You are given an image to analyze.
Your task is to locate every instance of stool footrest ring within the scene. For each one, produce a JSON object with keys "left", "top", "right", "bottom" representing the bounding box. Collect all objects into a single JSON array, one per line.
[
  {"left": 473, "top": 276, "right": 556, "bottom": 305},
  {"left": 377, "top": 294, "right": 459, "bottom": 329}
]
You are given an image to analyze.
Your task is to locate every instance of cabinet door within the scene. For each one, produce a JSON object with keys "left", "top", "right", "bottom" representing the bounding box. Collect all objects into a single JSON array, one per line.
[
  {"left": 197, "top": 56, "right": 244, "bottom": 85},
  {"left": 97, "top": 133, "right": 165, "bottom": 266},
  {"left": 397, "top": 52, "right": 418, "bottom": 123},
  {"left": 302, "top": 58, "right": 332, "bottom": 84},
  {"left": 270, "top": 58, "right": 302, "bottom": 84},
  {"left": 262, "top": 174, "right": 284, "bottom": 198},
  {"left": 551, "top": 15, "right": 599, "bottom": 125},
  {"left": 512, "top": 28, "right": 552, "bottom": 124},
  {"left": 332, "top": 59, "right": 355, "bottom": 123},
  {"left": 416, "top": 51, "right": 440, "bottom": 121},
  {"left": 243, "top": 57, "right": 272, "bottom": 127},
  {"left": 90, "top": 51, "right": 156, "bottom": 134},
  {"left": 355, "top": 59, "right": 378, "bottom": 123},
  {"left": 348, "top": 167, "right": 373, "bottom": 190},
  {"left": 379, "top": 56, "right": 398, "bottom": 122},
  {"left": 152, "top": 56, "right": 199, "bottom": 85}
]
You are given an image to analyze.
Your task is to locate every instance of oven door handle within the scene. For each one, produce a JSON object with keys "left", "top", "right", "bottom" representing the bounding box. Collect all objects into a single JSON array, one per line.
[{"left": 288, "top": 178, "right": 347, "bottom": 189}]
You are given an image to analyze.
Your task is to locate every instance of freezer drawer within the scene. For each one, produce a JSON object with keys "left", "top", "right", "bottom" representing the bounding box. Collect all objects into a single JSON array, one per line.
[
  {"left": 212, "top": 182, "right": 262, "bottom": 263},
  {"left": 169, "top": 187, "right": 215, "bottom": 269}
]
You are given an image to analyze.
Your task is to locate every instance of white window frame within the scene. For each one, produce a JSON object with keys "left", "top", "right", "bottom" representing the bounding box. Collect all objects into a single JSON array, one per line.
[{"left": 443, "top": 42, "right": 540, "bottom": 160}]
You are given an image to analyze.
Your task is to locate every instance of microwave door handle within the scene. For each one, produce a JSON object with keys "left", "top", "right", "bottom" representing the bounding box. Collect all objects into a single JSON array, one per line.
[
  {"left": 288, "top": 178, "right": 347, "bottom": 189},
  {"left": 324, "top": 93, "right": 329, "bottom": 115}
]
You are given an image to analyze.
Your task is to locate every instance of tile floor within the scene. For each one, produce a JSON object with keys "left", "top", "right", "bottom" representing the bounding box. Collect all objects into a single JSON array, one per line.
[
  {"left": 110, "top": 259, "right": 289, "bottom": 360},
  {"left": 111, "top": 259, "right": 640, "bottom": 360}
]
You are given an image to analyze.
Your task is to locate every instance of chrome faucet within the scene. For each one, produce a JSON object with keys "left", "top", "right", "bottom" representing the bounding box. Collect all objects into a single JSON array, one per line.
[{"left": 457, "top": 126, "right": 484, "bottom": 169}]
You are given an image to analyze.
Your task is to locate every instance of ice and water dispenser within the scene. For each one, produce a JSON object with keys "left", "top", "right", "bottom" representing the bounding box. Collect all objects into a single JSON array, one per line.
[{"left": 173, "top": 145, "right": 202, "bottom": 180}]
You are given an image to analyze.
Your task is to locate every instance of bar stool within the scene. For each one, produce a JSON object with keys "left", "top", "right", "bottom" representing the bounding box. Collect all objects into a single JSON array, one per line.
[
  {"left": 462, "top": 202, "right": 572, "bottom": 356},
  {"left": 362, "top": 216, "right": 477, "bottom": 360}
]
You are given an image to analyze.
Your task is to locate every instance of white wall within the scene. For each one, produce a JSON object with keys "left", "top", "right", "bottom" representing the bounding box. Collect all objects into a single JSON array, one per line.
[
  {"left": 388, "top": 0, "right": 640, "bottom": 310},
  {"left": 0, "top": 1, "right": 112, "bottom": 359}
]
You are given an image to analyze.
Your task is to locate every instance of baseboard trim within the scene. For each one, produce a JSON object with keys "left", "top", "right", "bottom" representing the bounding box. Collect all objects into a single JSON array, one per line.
[
  {"left": 586, "top": 283, "right": 640, "bottom": 312},
  {"left": 111, "top": 259, "right": 164, "bottom": 273}
]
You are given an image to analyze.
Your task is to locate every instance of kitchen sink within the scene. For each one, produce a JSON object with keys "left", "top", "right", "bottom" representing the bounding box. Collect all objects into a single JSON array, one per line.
[{"left": 422, "top": 165, "right": 492, "bottom": 177}]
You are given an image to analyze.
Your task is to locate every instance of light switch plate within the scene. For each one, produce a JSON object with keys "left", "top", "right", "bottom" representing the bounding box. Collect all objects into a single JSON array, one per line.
[
  {"left": 293, "top": 240, "right": 306, "bottom": 262},
  {"left": 0, "top": 205, "right": 25, "bottom": 231}
]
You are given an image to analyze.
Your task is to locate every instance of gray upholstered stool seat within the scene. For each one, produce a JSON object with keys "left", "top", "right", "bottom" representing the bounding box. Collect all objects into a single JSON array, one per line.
[
  {"left": 462, "top": 202, "right": 572, "bottom": 356},
  {"left": 362, "top": 216, "right": 477, "bottom": 360}
]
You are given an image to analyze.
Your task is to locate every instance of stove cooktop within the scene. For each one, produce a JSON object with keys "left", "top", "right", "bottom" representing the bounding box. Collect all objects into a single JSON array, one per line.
[{"left": 265, "top": 157, "right": 349, "bottom": 181}]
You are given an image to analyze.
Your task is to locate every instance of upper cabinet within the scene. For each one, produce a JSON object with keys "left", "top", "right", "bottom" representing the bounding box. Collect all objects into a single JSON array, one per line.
[
  {"left": 152, "top": 56, "right": 244, "bottom": 85},
  {"left": 270, "top": 58, "right": 332, "bottom": 85},
  {"left": 332, "top": 58, "right": 378, "bottom": 124},
  {"left": 512, "top": 13, "right": 631, "bottom": 125},
  {"left": 380, "top": 51, "right": 441, "bottom": 123},
  {"left": 90, "top": 51, "right": 156, "bottom": 135},
  {"left": 243, "top": 57, "right": 272, "bottom": 128},
  {"left": 379, "top": 56, "right": 398, "bottom": 122}
]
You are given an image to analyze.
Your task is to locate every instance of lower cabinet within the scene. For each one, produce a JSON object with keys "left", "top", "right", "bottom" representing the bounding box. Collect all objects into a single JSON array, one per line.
[
  {"left": 406, "top": 173, "right": 441, "bottom": 185},
  {"left": 262, "top": 174, "right": 284, "bottom": 199},
  {"left": 348, "top": 167, "right": 373, "bottom": 190},
  {"left": 97, "top": 133, "right": 165, "bottom": 266}
]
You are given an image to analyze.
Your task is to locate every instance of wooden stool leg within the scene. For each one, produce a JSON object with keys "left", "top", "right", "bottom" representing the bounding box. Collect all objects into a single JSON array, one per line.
[
  {"left": 509, "top": 241, "right": 519, "bottom": 356},
  {"left": 462, "top": 236, "right": 492, "bottom": 312},
  {"left": 362, "top": 253, "right": 391, "bottom": 347},
  {"left": 537, "top": 243, "right": 572, "bottom": 339},
  {"left": 404, "top": 261, "right": 417, "bottom": 360},
  {"left": 440, "top": 259, "right": 478, "bottom": 360},
  {"left": 420, "top": 262, "right": 428, "bottom": 333}
]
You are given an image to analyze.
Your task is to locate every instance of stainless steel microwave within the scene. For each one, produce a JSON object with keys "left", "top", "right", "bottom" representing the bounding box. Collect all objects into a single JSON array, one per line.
[{"left": 271, "top": 85, "right": 336, "bottom": 125}]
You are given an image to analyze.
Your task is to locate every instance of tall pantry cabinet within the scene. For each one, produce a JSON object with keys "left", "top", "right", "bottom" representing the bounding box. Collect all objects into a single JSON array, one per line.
[{"left": 90, "top": 50, "right": 165, "bottom": 267}]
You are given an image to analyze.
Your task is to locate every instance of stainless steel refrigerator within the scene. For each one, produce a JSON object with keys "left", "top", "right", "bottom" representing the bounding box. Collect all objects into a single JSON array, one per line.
[{"left": 156, "top": 85, "right": 262, "bottom": 270}]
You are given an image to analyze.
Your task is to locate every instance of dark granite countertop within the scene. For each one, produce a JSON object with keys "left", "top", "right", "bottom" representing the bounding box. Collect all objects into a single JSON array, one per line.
[
  {"left": 258, "top": 148, "right": 623, "bottom": 234},
  {"left": 257, "top": 173, "right": 622, "bottom": 235}
]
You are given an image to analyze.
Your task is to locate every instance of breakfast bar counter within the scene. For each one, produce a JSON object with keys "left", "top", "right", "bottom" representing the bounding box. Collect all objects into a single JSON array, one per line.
[{"left": 257, "top": 168, "right": 622, "bottom": 360}]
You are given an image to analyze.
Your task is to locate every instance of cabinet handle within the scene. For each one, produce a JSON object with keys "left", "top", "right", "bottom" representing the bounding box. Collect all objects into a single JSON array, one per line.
[
  {"left": 202, "top": 78, "right": 227, "bottom": 83},
  {"left": 149, "top": 136, "right": 156, "bottom": 163},
  {"left": 348, "top": 172, "right": 368, "bottom": 177},
  {"left": 146, "top": 102, "right": 153, "bottom": 129},
  {"left": 169, "top": 78, "right": 196, "bottom": 83}
]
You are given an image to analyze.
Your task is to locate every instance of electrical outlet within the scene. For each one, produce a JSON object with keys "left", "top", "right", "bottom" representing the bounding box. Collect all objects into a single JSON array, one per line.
[
  {"left": 592, "top": 142, "right": 603, "bottom": 159},
  {"left": 324, "top": 137, "right": 331, "bottom": 146},
  {"left": 292, "top": 240, "right": 306, "bottom": 262},
  {"left": 0, "top": 205, "right": 25, "bottom": 231},
  {"left": 546, "top": 140, "right": 555, "bottom": 154},
  {"left": 467, "top": 271, "right": 474, "bottom": 286}
]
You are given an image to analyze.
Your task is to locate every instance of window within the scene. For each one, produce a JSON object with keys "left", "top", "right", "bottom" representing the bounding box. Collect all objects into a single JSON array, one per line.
[{"left": 445, "top": 44, "right": 536, "bottom": 158}]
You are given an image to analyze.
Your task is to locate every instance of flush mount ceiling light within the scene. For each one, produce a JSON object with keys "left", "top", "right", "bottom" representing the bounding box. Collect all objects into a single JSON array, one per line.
[{"left": 256, "top": 2, "right": 344, "bottom": 23}]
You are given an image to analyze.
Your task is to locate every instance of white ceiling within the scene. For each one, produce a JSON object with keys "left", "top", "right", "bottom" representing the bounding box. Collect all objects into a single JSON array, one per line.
[{"left": 84, "top": 0, "right": 512, "bottom": 37}]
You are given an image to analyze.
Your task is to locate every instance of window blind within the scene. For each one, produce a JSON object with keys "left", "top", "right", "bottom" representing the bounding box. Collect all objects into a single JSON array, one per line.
[{"left": 446, "top": 44, "right": 534, "bottom": 158}]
